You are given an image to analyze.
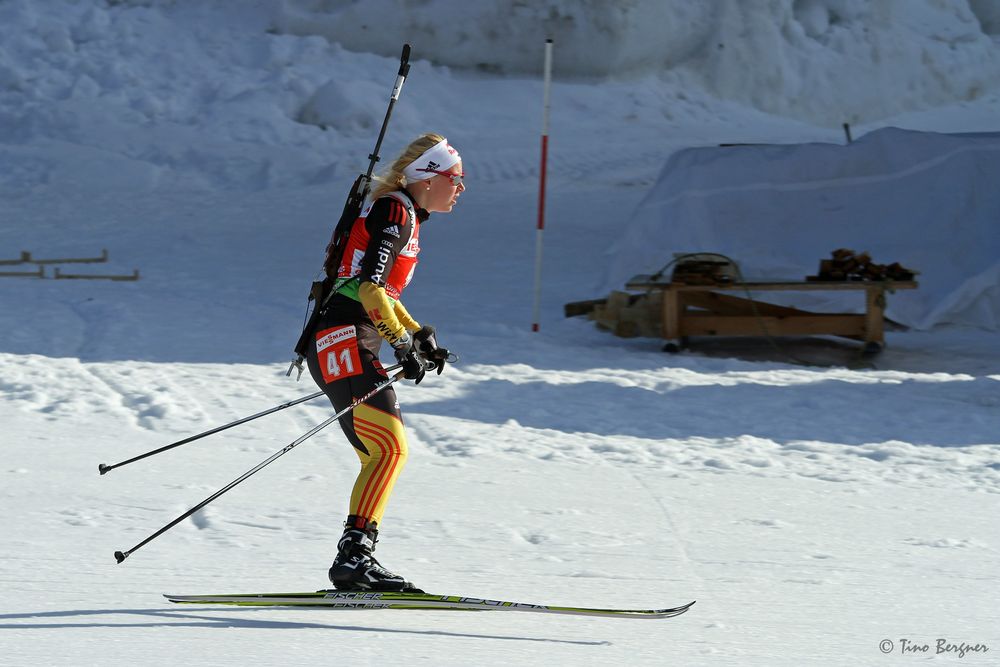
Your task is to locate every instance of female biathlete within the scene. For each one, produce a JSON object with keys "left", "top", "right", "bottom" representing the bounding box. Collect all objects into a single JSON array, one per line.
[{"left": 306, "top": 133, "right": 464, "bottom": 592}]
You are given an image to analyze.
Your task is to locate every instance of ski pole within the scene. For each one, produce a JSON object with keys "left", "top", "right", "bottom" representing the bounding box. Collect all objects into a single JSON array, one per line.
[
  {"left": 98, "top": 363, "right": 404, "bottom": 475},
  {"left": 99, "top": 391, "right": 321, "bottom": 475},
  {"left": 114, "top": 368, "right": 408, "bottom": 564}
]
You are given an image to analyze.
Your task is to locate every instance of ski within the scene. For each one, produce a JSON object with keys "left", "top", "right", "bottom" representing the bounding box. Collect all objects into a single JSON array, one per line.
[{"left": 164, "top": 590, "right": 695, "bottom": 619}]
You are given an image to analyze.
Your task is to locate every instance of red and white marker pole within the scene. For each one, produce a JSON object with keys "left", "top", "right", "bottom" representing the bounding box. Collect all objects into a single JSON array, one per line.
[{"left": 531, "top": 38, "right": 553, "bottom": 332}]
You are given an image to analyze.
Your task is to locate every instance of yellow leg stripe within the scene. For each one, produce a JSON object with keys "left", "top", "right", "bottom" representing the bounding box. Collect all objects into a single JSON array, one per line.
[{"left": 349, "top": 403, "right": 408, "bottom": 525}]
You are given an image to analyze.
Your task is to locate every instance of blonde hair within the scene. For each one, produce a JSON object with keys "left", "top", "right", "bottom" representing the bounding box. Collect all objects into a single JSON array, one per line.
[{"left": 370, "top": 133, "right": 447, "bottom": 200}]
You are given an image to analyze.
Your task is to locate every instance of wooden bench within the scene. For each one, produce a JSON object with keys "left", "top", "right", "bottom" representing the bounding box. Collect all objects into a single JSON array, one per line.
[{"left": 624, "top": 275, "right": 918, "bottom": 354}]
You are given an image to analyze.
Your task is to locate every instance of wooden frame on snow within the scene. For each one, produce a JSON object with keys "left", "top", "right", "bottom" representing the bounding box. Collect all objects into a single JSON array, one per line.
[
  {"left": 0, "top": 251, "right": 32, "bottom": 266},
  {"left": 30, "top": 248, "right": 109, "bottom": 264},
  {"left": 624, "top": 275, "right": 918, "bottom": 354},
  {"left": 0, "top": 266, "right": 44, "bottom": 278},
  {"left": 53, "top": 268, "right": 139, "bottom": 281}
]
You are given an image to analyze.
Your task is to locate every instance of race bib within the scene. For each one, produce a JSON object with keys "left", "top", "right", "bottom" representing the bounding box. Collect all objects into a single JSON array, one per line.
[{"left": 315, "top": 325, "right": 362, "bottom": 383}]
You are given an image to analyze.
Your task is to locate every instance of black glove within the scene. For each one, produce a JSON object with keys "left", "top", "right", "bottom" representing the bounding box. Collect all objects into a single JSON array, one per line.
[
  {"left": 393, "top": 334, "right": 426, "bottom": 384},
  {"left": 413, "top": 325, "right": 450, "bottom": 375}
]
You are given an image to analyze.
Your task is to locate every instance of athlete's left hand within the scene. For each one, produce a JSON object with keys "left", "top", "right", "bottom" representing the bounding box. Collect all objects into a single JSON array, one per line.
[
  {"left": 393, "top": 335, "right": 426, "bottom": 385},
  {"left": 413, "top": 325, "right": 450, "bottom": 375}
]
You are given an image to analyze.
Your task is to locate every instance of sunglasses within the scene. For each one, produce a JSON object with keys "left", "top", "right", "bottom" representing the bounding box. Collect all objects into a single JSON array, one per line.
[{"left": 417, "top": 169, "right": 465, "bottom": 187}]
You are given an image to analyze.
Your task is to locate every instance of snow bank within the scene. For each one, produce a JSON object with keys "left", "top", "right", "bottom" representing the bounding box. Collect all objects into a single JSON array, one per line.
[
  {"left": 2, "top": 0, "right": 999, "bottom": 196},
  {"left": 604, "top": 127, "right": 1000, "bottom": 330},
  {"left": 0, "top": 0, "right": 372, "bottom": 194},
  {"left": 697, "top": 0, "right": 1000, "bottom": 125},
  {"left": 275, "top": 0, "right": 1000, "bottom": 125},
  {"left": 273, "top": 0, "right": 716, "bottom": 78}
]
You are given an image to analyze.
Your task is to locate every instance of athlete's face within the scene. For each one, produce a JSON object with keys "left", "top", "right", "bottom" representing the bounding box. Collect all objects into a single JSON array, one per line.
[{"left": 423, "top": 161, "right": 464, "bottom": 213}]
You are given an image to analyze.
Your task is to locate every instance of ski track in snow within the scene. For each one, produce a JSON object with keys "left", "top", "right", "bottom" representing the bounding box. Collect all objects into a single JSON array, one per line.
[
  {"left": 9, "top": 351, "right": 992, "bottom": 499},
  {"left": 399, "top": 359, "right": 1000, "bottom": 495}
]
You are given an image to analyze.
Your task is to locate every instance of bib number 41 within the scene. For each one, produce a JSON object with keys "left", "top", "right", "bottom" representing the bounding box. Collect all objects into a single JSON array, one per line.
[{"left": 315, "top": 326, "right": 363, "bottom": 383}]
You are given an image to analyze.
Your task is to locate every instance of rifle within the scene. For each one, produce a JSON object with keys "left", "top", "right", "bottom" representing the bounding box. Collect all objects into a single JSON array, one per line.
[{"left": 288, "top": 44, "right": 412, "bottom": 380}]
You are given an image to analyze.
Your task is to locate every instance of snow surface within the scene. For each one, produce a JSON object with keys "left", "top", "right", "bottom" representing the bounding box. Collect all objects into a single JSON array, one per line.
[{"left": 2, "top": 1, "right": 1000, "bottom": 666}]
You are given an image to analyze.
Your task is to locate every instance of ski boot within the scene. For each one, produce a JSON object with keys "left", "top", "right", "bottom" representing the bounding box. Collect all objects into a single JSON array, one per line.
[{"left": 328, "top": 515, "right": 422, "bottom": 593}]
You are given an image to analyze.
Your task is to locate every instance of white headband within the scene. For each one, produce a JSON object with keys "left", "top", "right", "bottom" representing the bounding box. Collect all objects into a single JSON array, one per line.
[{"left": 402, "top": 139, "right": 461, "bottom": 182}]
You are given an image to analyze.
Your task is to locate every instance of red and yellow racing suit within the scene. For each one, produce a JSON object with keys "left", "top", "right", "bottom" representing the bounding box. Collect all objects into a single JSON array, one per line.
[{"left": 305, "top": 189, "right": 427, "bottom": 526}]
